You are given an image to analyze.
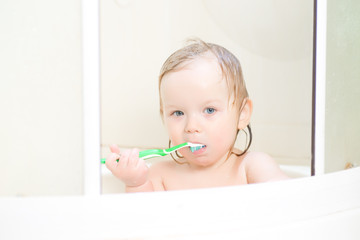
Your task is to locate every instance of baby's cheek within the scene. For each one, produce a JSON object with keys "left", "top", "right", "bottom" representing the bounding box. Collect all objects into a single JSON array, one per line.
[
  {"left": 214, "top": 124, "right": 238, "bottom": 147},
  {"left": 167, "top": 127, "right": 183, "bottom": 146}
]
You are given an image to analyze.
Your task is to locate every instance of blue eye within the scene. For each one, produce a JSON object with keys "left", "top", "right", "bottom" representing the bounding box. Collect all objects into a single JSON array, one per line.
[
  {"left": 205, "top": 108, "right": 216, "bottom": 114},
  {"left": 173, "top": 111, "right": 184, "bottom": 117}
]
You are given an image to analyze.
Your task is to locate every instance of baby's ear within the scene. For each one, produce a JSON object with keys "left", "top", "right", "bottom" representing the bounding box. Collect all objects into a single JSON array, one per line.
[{"left": 238, "top": 98, "right": 253, "bottom": 130}]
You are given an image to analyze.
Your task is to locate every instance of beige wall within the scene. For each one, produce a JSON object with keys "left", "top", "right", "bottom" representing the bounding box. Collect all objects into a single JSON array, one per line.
[
  {"left": 325, "top": 0, "right": 360, "bottom": 172},
  {"left": 0, "top": 0, "right": 83, "bottom": 196},
  {"left": 101, "top": 0, "right": 313, "bottom": 167}
]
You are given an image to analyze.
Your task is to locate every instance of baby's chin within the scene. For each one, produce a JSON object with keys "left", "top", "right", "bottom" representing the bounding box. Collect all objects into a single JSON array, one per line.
[{"left": 185, "top": 155, "right": 222, "bottom": 168}]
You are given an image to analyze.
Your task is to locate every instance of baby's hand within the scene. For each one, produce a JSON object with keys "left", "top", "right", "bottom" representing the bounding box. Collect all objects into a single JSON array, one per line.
[{"left": 105, "top": 144, "right": 149, "bottom": 188}]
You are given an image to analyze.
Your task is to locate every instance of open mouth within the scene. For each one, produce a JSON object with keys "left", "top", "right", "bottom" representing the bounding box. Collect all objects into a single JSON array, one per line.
[{"left": 189, "top": 145, "right": 206, "bottom": 153}]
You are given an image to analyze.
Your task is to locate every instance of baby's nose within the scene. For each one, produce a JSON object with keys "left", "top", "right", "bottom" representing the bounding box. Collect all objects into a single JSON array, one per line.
[{"left": 185, "top": 116, "right": 201, "bottom": 133}]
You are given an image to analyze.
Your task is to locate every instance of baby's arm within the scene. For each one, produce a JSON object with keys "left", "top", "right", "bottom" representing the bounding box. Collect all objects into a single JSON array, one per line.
[
  {"left": 105, "top": 144, "right": 155, "bottom": 192},
  {"left": 244, "top": 152, "right": 290, "bottom": 183}
]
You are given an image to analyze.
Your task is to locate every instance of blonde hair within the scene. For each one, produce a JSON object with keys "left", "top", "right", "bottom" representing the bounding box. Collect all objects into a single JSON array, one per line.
[
  {"left": 159, "top": 38, "right": 249, "bottom": 116},
  {"left": 159, "top": 39, "right": 252, "bottom": 158}
]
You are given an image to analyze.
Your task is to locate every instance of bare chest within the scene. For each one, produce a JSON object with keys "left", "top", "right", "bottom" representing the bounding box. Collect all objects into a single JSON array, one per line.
[{"left": 162, "top": 165, "right": 248, "bottom": 190}]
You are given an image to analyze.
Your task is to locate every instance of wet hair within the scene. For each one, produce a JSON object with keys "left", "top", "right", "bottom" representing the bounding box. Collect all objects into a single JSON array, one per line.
[{"left": 159, "top": 38, "right": 252, "bottom": 159}]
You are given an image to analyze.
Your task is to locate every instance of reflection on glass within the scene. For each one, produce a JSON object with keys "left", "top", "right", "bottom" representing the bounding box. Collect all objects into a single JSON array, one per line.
[{"left": 325, "top": 0, "right": 360, "bottom": 173}]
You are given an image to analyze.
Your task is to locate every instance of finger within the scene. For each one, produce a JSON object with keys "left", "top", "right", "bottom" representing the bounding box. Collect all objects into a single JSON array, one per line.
[
  {"left": 118, "top": 149, "right": 131, "bottom": 167},
  {"left": 136, "top": 155, "right": 146, "bottom": 169},
  {"left": 128, "top": 148, "right": 140, "bottom": 167},
  {"left": 105, "top": 152, "right": 120, "bottom": 170},
  {"left": 110, "top": 144, "right": 121, "bottom": 154}
]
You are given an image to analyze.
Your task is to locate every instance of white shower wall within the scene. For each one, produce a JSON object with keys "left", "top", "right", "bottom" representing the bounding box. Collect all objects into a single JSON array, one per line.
[{"left": 0, "top": 0, "right": 83, "bottom": 196}]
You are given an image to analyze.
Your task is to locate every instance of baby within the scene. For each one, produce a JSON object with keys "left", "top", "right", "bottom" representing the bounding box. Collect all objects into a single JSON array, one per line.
[{"left": 105, "top": 39, "right": 289, "bottom": 192}]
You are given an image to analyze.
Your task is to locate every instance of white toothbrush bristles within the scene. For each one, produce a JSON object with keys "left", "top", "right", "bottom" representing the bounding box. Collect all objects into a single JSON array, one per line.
[{"left": 188, "top": 143, "right": 206, "bottom": 153}]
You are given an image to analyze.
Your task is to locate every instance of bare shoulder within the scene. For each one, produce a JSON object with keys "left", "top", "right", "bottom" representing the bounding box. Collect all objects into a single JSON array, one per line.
[
  {"left": 147, "top": 160, "right": 177, "bottom": 191},
  {"left": 149, "top": 159, "right": 176, "bottom": 174},
  {"left": 242, "top": 151, "right": 290, "bottom": 184}
]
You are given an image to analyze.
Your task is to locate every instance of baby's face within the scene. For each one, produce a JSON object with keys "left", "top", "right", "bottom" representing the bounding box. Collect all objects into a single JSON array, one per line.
[{"left": 160, "top": 56, "right": 240, "bottom": 168}]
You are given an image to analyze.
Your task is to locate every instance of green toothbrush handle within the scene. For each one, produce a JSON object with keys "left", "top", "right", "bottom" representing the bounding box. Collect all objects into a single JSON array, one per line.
[
  {"left": 101, "top": 149, "right": 166, "bottom": 164},
  {"left": 100, "top": 142, "right": 195, "bottom": 164},
  {"left": 139, "top": 149, "right": 167, "bottom": 158}
]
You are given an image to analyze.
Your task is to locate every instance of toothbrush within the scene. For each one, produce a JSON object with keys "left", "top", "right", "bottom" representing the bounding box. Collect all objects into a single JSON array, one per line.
[{"left": 100, "top": 142, "right": 205, "bottom": 164}]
